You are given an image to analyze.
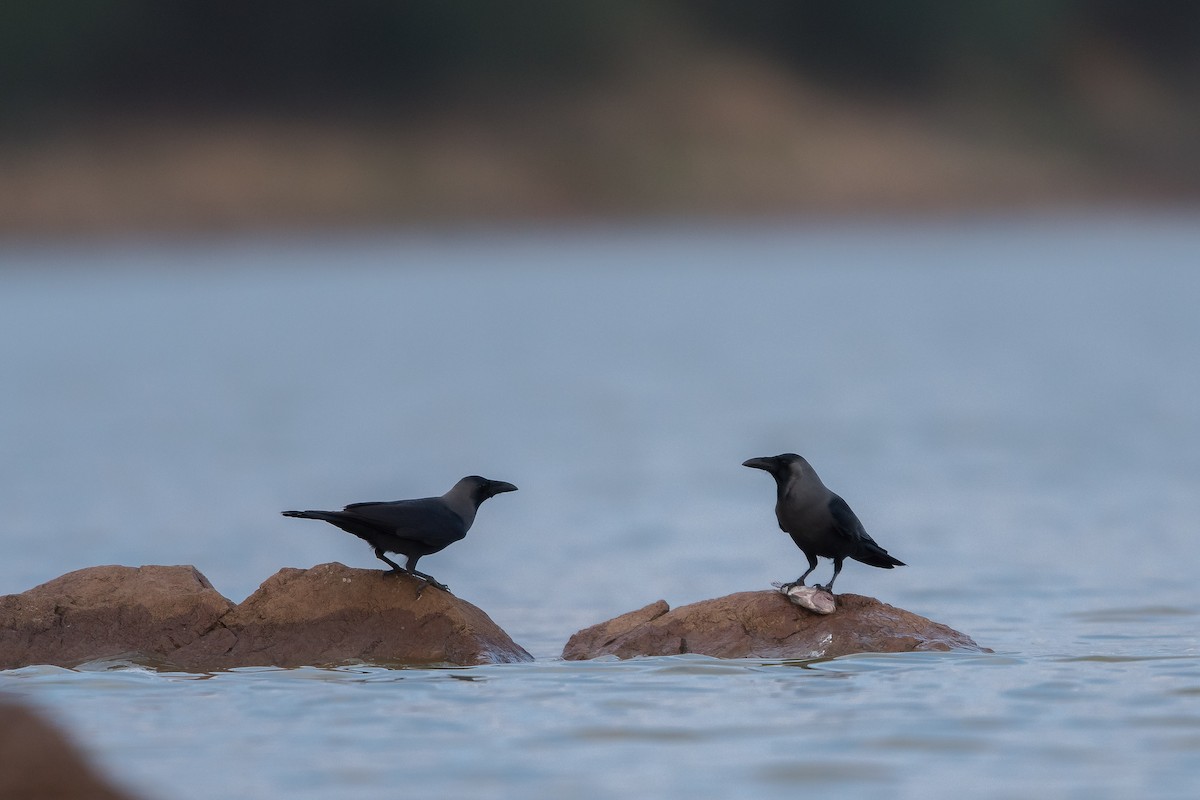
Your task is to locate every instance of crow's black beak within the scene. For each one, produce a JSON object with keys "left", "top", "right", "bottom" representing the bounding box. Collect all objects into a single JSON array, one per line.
[{"left": 742, "top": 457, "right": 776, "bottom": 472}]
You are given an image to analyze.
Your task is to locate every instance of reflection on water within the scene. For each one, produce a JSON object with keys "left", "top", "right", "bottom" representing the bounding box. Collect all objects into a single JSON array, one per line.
[{"left": 2, "top": 216, "right": 1199, "bottom": 799}]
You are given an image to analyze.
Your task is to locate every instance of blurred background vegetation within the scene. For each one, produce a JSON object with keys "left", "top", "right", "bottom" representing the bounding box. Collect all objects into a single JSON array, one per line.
[{"left": 2, "top": 0, "right": 1198, "bottom": 233}]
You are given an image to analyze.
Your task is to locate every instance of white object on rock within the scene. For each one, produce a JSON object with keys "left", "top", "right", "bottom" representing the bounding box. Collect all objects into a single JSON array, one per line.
[{"left": 773, "top": 582, "right": 837, "bottom": 615}]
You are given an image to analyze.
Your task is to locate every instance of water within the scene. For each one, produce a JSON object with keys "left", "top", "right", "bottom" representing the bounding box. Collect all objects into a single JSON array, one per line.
[{"left": 1, "top": 215, "right": 1198, "bottom": 798}]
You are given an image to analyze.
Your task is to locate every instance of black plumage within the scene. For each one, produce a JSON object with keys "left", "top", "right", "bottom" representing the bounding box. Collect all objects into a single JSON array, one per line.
[
  {"left": 743, "top": 453, "right": 903, "bottom": 592},
  {"left": 282, "top": 475, "right": 517, "bottom": 593}
]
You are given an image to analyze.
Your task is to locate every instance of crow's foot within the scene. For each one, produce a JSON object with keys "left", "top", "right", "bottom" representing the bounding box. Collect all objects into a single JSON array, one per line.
[{"left": 413, "top": 572, "right": 451, "bottom": 594}]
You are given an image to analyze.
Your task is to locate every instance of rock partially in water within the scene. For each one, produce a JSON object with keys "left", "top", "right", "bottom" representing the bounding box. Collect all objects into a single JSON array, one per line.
[
  {"left": 0, "top": 563, "right": 532, "bottom": 670},
  {"left": 0, "top": 564, "right": 234, "bottom": 670},
  {"left": 562, "top": 591, "right": 986, "bottom": 661},
  {"left": 178, "top": 562, "right": 533, "bottom": 668},
  {"left": 0, "top": 700, "right": 140, "bottom": 799}
]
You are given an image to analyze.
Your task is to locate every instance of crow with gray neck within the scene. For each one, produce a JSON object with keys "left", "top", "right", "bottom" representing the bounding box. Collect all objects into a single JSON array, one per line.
[
  {"left": 743, "top": 454, "right": 903, "bottom": 593},
  {"left": 282, "top": 475, "right": 517, "bottom": 593}
]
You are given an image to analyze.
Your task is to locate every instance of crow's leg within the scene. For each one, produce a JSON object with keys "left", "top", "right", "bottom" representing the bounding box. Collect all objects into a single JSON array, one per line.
[
  {"left": 404, "top": 555, "right": 451, "bottom": 593},
  {"left": 374, "top": 548, "right": 405, "bottom": 573},
  {"left": 818, "top": 557, "right": 844, "bottom": 593},
  {"left": 781, "top": 553, "right": 820, "bottom": 592},
  {"left": 410, "top": 570, "right": 451, "bottom": 594}
]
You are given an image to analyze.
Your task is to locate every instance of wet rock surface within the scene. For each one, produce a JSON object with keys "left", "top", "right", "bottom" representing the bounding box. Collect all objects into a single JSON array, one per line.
[
  {"left": 1, "top": 563, "right": 532, "bottom": 670},
  {"left": 562, "top": 591, "right": 986, "bottom": 661}
]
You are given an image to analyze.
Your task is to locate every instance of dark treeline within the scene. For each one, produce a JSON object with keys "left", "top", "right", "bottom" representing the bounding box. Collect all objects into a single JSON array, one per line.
[{"left": 3, "top": 0, "right": 1198, "bottom": 119}]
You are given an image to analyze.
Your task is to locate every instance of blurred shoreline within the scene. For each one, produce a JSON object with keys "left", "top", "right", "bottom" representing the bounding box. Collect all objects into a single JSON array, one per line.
[{"left": 4, "top": 51, "right": 1196, "bottom": 237}]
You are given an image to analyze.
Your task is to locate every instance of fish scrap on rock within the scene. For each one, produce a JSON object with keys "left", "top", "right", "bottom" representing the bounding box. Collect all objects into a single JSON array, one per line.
[{"left": 773, "top": 582, "right": 837, "bottom": 615}]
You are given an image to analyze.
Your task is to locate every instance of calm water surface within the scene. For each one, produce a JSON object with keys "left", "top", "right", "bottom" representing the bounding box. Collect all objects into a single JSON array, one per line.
[{"left": 1, "top": 216, "right": 1198, "bottom": 798}]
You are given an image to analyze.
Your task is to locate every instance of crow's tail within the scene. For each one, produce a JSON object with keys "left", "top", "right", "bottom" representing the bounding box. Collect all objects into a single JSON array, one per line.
[
  {"left": 281, "top": 509, "right": 382, "bottom": 546},
  {"left": 281, "top": 509, "right": 338, "bottom": 521},
  {"left": 855, "top": 541, "right": 906, "bottom": 569}
]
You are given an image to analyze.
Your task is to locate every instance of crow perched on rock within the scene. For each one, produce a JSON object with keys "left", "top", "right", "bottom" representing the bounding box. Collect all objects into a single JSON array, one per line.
[
  {"left": 743, "top": 454, "right": 903, "bottom": 592},
  {"left": 282, "top": 475, "right": 517, "bottom": 593}
]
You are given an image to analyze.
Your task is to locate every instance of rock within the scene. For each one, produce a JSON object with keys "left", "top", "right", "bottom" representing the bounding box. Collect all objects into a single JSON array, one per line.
[
  {"left": 559, "top": 599, "right": 670, "bottom": 659},
  {"left": 0, "top": 563, "right": 532, "bottom": 670},
  {"left": 562, "top": 591, "right": 986, "bottom": 660},
  {"left": 0, "top": 700, "right": 141, "bottom": 799},
  {"left": 0, "top": 565, "right": 234, "bottom": 670},
  {"left": 178, "top": 562, "right": 533, "bottom": 668}
]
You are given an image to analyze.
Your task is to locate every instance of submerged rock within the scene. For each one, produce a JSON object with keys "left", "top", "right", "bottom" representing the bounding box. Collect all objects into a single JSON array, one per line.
[
  {"left": 562, "top": 591, "right": 985, "bottom": 661},
  {"left": 0, "top": 700, "right": 140, "bottom": 800},
  {"left": 0, "top": 563, "right": 532, "bottom": 670}
]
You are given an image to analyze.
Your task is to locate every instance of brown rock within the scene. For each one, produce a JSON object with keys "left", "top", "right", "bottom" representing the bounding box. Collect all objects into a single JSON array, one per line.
[
  {"left": 178, "top": 562, "right": 533, "bottom": 668},
  {"left": 0, "top": 565, "right": 234, "bottom": 670},
  {"left": 0, "top": 563, "right": 532, "bottom": 670},
  {"left": 562, "top": 591, "right": 986, "bottom": 660},
  {"left": 560, "top": 600, "right": 670, "bottom": 660},
  {"left": 0, "top": 700, "right": 141, "bottom": 799}
]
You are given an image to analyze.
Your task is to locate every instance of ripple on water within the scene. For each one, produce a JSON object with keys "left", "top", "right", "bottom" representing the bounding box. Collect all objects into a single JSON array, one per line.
[
  {"left": 572, "top": 726, "right": 709, "bottom": 743},
  {"left": 1070, "top": 606, "right": 1198, "bottom": 623},
  {"left": 1056, "top": 654, "right": 1200, "bottom": 664},
  {"left": 1003, "top": 680, "right": 1096, "bottom": 702},
  {"left": 867, "top": 734, "right": 990, "bottom": 753},
  {"left": 1127, "top": 714, "right": 1200, "bottom": 730},
  {"left": 755, "top": 760, "right": 895, "bottom": 785}
]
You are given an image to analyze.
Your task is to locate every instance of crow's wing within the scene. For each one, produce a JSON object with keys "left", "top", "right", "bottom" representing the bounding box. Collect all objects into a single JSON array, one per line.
[
  {"left": 342, "top": 498, "right": 467, "bottom": 548},
  {"left": 827, "top": 494, "right": 873, "bottom": 545},
  {"left": 829, "top": 494, "right": 903, "bottom": 566}
]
